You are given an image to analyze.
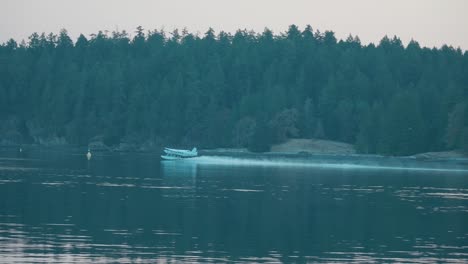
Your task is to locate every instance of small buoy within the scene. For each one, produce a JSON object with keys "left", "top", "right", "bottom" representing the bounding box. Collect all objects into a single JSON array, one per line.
[{"left": 86, "top": 149, "right": 92, "bottom": 160}]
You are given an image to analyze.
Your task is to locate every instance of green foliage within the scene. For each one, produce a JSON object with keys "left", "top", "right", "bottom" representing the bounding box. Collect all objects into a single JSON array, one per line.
[
  {"left": 0, "top": 26, "right": 467, "bottom": 155},
  {"left": 233, "top": 117, "right": 256, "bottom": 148},
  {"left": 269, "top": 108, "right": 299, "bottom": 143},
  {"left": 378, "top": 92, "right": 426, "bottom": 155},
  {"left": 248, "top": 119, "right": 272, "bottom": 152},
  {"left": 445, "top": 103, "right": 468, "bottom": 154}
]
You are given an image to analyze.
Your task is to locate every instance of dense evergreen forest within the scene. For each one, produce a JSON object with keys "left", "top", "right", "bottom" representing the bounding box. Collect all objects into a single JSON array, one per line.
[{"left": 1, "top": 25, "right": 467, "bottom": 155}]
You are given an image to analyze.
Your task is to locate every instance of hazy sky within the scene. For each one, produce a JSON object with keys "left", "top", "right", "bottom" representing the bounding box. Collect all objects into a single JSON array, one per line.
[{"left": 1, "top": 0, "right": 468, "bottom": 50}]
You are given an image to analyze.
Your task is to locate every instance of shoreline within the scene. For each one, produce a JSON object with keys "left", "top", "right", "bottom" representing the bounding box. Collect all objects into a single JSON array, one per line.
[
  {"left": 199, "top": 148, "right": 468, "bottom": 164},
  {"left": 1, "top": 139, "right": 466, "bottom": 162},
  {"left": 2, "top": 143, "right": 467, "bottom": 170}
]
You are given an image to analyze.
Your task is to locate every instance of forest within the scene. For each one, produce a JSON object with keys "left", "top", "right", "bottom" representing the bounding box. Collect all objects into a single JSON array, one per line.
[{"left": 0, "top": 25, "right": 467, "bottom": 155}]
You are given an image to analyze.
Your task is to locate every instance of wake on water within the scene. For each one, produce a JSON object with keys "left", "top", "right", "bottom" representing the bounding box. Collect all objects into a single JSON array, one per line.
[{"left": 163, "top": 155, "right": 468, "bottom": 173}]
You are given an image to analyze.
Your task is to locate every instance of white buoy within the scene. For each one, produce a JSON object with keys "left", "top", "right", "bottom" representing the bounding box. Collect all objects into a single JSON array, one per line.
[{"left": 86, "top": 149, "right": 92, "bottom": 160}]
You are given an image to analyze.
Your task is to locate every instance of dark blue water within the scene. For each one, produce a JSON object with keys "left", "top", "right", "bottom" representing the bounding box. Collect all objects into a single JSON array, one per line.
[{"left": 0, "top": 148, "right": 467, "bottom": 263}]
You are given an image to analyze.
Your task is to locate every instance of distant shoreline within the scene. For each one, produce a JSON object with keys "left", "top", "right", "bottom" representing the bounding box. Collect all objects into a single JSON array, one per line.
[
  {"left": 1, "top": 138, "right": 466, "bottom": 160},
  {"left": 202, "top": 139, "right": 467, "bottom": 160},
  {"left": 200, "top": 149, "right": 468, "bottom": 162}
]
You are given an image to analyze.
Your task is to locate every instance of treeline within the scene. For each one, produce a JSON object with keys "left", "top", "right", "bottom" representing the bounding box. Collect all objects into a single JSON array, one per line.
[{"left": 0, "top": 25, "right": 467, "bottom": 155}]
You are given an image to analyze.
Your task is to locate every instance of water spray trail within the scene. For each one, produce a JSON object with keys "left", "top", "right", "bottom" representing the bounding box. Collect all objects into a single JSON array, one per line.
[{"left": 168, "top": 156, "right": 468, "bottom": 173}]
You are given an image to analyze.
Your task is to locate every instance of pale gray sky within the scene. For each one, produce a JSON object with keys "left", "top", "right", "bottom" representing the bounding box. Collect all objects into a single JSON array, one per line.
[{"left": 1, "top": 0, "right": 468, "bottom": 49}]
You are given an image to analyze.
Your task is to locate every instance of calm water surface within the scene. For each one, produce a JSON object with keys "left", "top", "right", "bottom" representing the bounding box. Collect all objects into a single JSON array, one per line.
[{"left": 0, "top": 148, "right": 467, "bottom": 263}]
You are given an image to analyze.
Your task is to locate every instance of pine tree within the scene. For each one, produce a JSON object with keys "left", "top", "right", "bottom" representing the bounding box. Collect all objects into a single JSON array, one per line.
[{"left": 0, "top": 26, "right": 466, "bottom": 155}]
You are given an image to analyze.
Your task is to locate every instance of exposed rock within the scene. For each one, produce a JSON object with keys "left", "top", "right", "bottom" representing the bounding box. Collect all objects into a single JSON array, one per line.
[
  {"left": 138, "top": 140, "right": 162, "bottom": 152},
  {"left": 88, "top": 140, "right": 111, "bottom": 151},
  {"left": 35, "top": 136, "right": 68, "bottom": 146},
  {"left": 113, "top": 142, "right": 137, "bottom": 152},
  {"left": 411, "top": 150, "right": 466, "bottom": 159},
  {"left": 271, "top": 138, "right": 355, "bottom": 154}
]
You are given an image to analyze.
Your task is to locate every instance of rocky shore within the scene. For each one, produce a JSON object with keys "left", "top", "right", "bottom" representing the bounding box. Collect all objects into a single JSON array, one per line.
[
  {"left": 1, "top": 137, "right": 466, "bottom": 160},
  {"left": 202, "top": 139, "right": 466, "bottom": 160}
]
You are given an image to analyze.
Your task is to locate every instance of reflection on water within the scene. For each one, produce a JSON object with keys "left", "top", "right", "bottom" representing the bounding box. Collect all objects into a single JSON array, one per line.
[
  {"left": 161, "top": 159, "right": 198, "bottom": 177},
  {"left": 0, "top": 149, "right": 467, "bottom": 263}
]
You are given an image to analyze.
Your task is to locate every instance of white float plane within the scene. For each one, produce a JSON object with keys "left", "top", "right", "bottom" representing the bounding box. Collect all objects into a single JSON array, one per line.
[{"left": 161, "top": 147, "right": 198, "bottom": 160}]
